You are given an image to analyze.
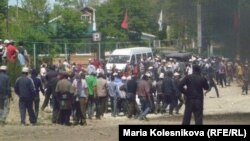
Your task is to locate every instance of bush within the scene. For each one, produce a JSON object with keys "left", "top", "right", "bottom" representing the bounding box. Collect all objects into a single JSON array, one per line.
[{"left": 6, "top": 62, "right": 22, "bottom": 87}]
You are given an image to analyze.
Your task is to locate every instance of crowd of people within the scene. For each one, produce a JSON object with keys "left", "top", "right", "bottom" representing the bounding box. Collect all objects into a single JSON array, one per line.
[{"left": 0, "top": 43, "right": 249, "bottom": 125}]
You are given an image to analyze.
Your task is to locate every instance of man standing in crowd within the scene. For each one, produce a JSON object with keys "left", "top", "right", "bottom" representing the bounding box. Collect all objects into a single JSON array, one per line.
[
  {"left": 72, "top": 73, "right": 88, "bottom": 125},
  {"left": 55, "top": 72, "right": 74, "bottom": 125},
  {"left": 155, "top": 73, "right": 164, "bottom": 114},
  {"left": 162, "top": 71, "right": 178, "bottom": 115},
  {"left": 126, "top": 75, "right": 140, "bottom": 118},
  {"left": 96, "top": 73, "right": 107, "bottom": 119},
  {"left": 179, "top": 64, "right": 209, "bottom": 125},
  {"left": 41, "top": 65, "right": 59, "bottom": 124},
  {"left": 137, "top": 74, "right": 151, "bottom": 120},
  {"left": 4, "top": 40, "right": 18, "bottom": 63},
  {"left": 14, "top": 67, "right": 36, "bottom": 125},
  {"left": 0, "top": 65, "right": 11, "bottom": 125},
  {"left": 85, "top": 72, "right": 97, "bottom": 119},
  {"left": 107, "top": 75, "right": 118, "bottom": 117},
  {"left": 17, "top": 41, "right": 29, "bottom": 66},
  {"left": 31, "top": 69, "right": 45, "bottom": 119}
]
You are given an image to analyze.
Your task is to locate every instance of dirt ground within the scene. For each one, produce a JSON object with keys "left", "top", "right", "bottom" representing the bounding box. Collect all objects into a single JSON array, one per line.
[{"left": 1, "top": 82, "right": 250, "bottom": 141}]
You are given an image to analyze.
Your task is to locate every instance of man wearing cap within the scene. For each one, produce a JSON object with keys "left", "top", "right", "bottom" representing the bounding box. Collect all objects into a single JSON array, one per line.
[
  {"left": 126, "top": 75, "right": 140, "bottom": 119},
  {"left": 14, "top": 67, "right": 36, "bottom": 125},
  {"left": 137, "top": 74, "right": 152, "bottom": 120},
  {"left": 4, "top": 39, "right": 18, "bottom": 63},
  {"left": 96, "top": 73, "right": 108, "bottom": 119},
  {"left": 173, "top": 72, "right": 184, "bottom": 114},
  {"left": 85, "top": 72, "right": 97, "bottom": 119},
  {"left": 155, "top": 73, "right": 164, "bottom": 114},
  {"left": 162, "top": 71, "right": 178, "bottom": 115},
  {"left": 0, "top": 66, "right": 11, "bottom": 125},
  {"left": 55, "top": 72, "right": 74, "bottom": 125}
]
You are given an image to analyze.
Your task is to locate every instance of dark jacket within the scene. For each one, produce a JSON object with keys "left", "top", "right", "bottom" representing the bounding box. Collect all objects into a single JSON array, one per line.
[
  {"left": 126, "top": 78, "right": 137, "bottom": 100},
  {"left": 14, "top": 75, "right": 36, "bottom": 99},
  {"left": 31, "top": 76, "right": 45, "bottom": 95},
  {"left": 31, "top": 69, "right": 45, "bottom": 95},
  {"left": 0, "top": 72, "right": 11, "bottom": 99},
  {"left": 179, "top": 73, "right": 209, "bottom": 100},
  {"left": 162, "top": 76, "right": 177, "bottom": 96}
]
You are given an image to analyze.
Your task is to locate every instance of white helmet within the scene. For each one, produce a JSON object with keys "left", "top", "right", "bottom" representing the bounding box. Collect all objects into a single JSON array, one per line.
[{"left": 22, "top": 67, "right": 29, "bottom": 73}]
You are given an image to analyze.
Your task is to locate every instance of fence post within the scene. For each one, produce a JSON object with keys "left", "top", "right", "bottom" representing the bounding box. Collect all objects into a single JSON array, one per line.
[
  {"left": 98, "top": 42, "right": 101, "bottom": 60},
  {"left": 64, "top": 43, "right": 67, "bottom": 62},
  {"left": 33, "top": 43, "right": 36, "bottom": 68}
]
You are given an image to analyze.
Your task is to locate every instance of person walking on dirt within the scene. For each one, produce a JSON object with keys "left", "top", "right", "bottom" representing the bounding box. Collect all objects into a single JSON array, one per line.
[
  {"left": 204, "top": 73, "right": 220, "bottom": 98},
  {"left": 126, "top": 75, "right": 140, "bottom": 118},
  {"left": 31, "top": 69, "right": 45, "bottom": 119},
  {"left": 72, "top": 73, "right": 88, "bottom": 125},
  {"left": 137, "top": 74, "right": 152, "bottom": 120},
  {"left": 55, "top": 72, "right": 74, "bottom": 125},
  {"left": 179, "top": 65, "right": 209, "bottom": 125},
  {"left": 14, "top": 67, "right": 36, "bottom": 125},
  {"left": 242, "top": 64, "right": 249, "bottom": 95},
  {"left": 0, "top": 65, "right": 11, "bottom": 125},
  {"left": 41, "top": 65, "right": 59, "bottom": 124}
]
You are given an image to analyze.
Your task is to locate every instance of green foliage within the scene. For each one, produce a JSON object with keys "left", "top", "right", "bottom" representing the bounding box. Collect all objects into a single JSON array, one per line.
[
  {"left": 1, "top": 0, "right": 250, "bottom": 60},
  {"left": 6, "top": 62, "right": 22, "bottom": 87}
]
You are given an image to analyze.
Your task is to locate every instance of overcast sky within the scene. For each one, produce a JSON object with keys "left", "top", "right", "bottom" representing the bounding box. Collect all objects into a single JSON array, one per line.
[{"left": 9, "top": 0, "right": 55, "bottom": 6}]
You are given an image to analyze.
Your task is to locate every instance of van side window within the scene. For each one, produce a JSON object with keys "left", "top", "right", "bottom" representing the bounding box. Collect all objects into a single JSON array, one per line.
[
  {"left": 143, "top": 53, "right": 147, "bottom": 60},
  {"left": 136, "top": 54, "right": 141, "bottom": 62},
  {"left": 131, "top": 55, "right": 136, "bottom": 64},
  {"left": 147, "top": 53, "right": 153, "bottom": 58}
]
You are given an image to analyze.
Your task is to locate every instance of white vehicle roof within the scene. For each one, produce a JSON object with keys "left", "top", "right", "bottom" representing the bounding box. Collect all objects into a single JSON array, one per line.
[{"left": 111, "top": 47, "right": 152, "bottom": 55}]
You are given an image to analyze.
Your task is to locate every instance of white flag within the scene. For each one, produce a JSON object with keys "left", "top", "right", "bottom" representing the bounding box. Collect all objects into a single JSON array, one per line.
[
  {"left": 93, "top": 10, "right": 97, "bottom": 32},
  {"left": 158, "top": 9, "right": 163, "bottom": 31}
]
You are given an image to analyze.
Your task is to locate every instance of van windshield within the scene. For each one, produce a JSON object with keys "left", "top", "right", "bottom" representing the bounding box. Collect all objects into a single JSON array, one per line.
[{"left": 108, "top": 55, "right": 130, "bottom": 63}]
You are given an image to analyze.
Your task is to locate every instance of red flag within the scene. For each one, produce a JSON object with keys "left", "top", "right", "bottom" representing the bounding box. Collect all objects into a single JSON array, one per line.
[{"left": 121, "top": 9, "right": 128, "bottom": 29}]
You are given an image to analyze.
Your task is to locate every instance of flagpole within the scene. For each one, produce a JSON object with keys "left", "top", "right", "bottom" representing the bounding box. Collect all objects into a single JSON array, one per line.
[
  {"left": 93, "top": 9, "right": 96, "bottom": 32},
  {"left": 158, "top": 9, "right": 163, "bottom": 31}
]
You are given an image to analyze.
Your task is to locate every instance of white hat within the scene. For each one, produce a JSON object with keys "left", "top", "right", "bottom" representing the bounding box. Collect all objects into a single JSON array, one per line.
[
  {"left": 127, "top": 75, "right": 132, "bottom": 80},
  {"left": 22, "top": 67, "right": 29, "bottom": 73},
  {"left": 159, "top": 73, "right": 164, "bottom": 78},
  {"left": 148, "top": 66, "right": 153, "bottom": 70},
  {"left": 113, "top": 72, "right": 118, "bottom": 76},
  {"left": 4, "top": 40, "right": 10, "bottom": 44},
  {"left": 121, "top": 76, "right": 126, "bottom": 80},
  {"left": 145, "top": 72, "right": 151, "bottom": 77},
  {"left": 0, "top": 65, "right": 7, "bottom": 70},
  {"left": 167, "top": 64, "right": 172, "bottom": 68},
  {"left": 174, "top": 72, "right": 180, "bottom": 76}
]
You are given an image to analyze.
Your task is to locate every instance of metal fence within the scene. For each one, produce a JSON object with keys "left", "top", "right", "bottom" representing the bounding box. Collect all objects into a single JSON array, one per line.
[{"left": 21, "top": 39, "right": 197, "bottom": 68}]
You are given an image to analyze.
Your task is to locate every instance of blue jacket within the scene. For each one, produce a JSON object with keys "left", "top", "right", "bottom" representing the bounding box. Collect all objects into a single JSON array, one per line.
[
  {"left": 14, "top": 75, "right": 36, "bottom": 99},
  {"left": 0, "top": 72, "right": 11, "bottom": 99}
]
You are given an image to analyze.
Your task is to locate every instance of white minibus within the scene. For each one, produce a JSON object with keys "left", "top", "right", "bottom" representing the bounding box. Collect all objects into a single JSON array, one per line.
[{"left": 106, "top": 47, "right": 154, "bottom": 72}]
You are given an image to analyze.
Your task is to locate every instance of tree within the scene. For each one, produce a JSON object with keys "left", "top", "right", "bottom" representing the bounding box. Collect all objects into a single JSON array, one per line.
[{"left": 0, "top": 0, "right": 8, "bottom": 38}]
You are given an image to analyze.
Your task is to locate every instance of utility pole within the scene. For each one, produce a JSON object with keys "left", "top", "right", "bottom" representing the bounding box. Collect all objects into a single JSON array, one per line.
[
  {"left": 16, "top": 0, "right": 19, "bottom": 18},
  {"left": 6, "top": 0, "right": 9, "bottom": 35},
  {"left": 236, "top": 0, "right": 241, "bottom": 60},
  {"left": 197, "top": 0, "right": 202, "bottom": 55}
]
